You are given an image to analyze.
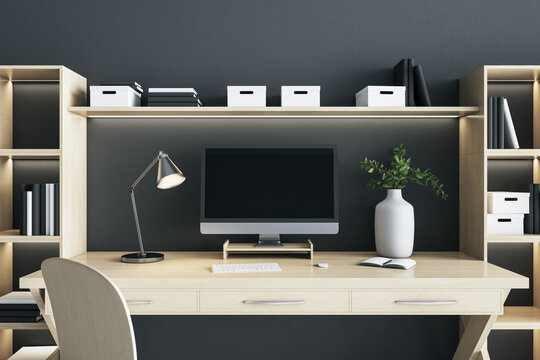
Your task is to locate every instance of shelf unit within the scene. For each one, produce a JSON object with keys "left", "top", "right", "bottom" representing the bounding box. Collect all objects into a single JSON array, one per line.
[
  {"left": 0, "top": 66, "right": 86, "bottom": 360},
  {"left": 460, "top": 65, "right": 540, "bottom": 359}
]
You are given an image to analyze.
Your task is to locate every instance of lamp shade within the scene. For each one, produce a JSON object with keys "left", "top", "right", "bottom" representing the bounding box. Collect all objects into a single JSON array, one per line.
[{"left": 156, "top": 151, "right": 186, "bottom": 189}]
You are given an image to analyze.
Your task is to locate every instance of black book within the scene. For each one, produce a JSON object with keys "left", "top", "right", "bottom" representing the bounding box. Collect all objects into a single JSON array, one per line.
[
  {"left": 413, "top": 64, "right": 431, "bottom": 106},
  {"left": 492, "top": 97, "right": 498, "bottom": 149},
  {"left": 497, "top": 97, "right": 505, "bottom": 149},
  {"left": 54, "top": 183, "right": 59, "bottom": 236},
  {"left": 147, "top": 92, "right": 197, "bottom": 98},
  {"left": 20, "top": 185, "right": 29, "bottom": 235},
  {"left": 40, "top": 183, "right": 46, "bottom": 235},
  {"left": 0, "top": 310, "right": 41, "bottom": 317},
  {"left": 407, "top": 58, "right": 416, "bottom": 106},
  {"left": 0, "top": 315, "right": 43, "bottom": 322},
  {"left": 147, "top": 96, "right": 200, "bottom": 103},
  {"left": 488, "top": 97, "right": 493, "bottom": 149},
  {"left": 525, "top": 183, "right": 535, "bottom": 234},
  {"left": 0, "top": 304, "right": 39, "bottom": 311},
  {"left": 393, "top": 59, "right": 408, "bottom": 105},
  {"left": 147, "top": 103, "right": 201, "bottom": 107},
  {"left": 534, "top": 184, "right": 540, "bottom": 234},
  {"left": 31, "top": 184, "right": 40, "bottom": 235}
]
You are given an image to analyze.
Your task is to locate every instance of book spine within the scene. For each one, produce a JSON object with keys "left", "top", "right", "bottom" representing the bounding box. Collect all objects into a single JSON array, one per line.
[
  {"left": 525, "top": 183, "right": 534, "bottom": 234},
  {"left": 31, "top": 184, "right": 40, "bottom": 235},
  {"left": 407, "top": 58, "right": 415, "bottom": 106},
  {"left": 534, "top": 184, "right": 540, "bottom": 234},
  {"left": 40, "top": 184, "right": 46, "bottom": 235},
  {"left": 488, "top": 97, "right": 493, "bottom": 149},
  {"left": 20, "top": 186, "right": 28, "bottom": 236},
  {"left": 47, "top": 184, "right": 54, "bottom": 236},
  {"left": 54, "top": 183, "right": 59, "bottom": 236},
  {"left": 26, "top": 192, "right": 32, "bottom": 236},
  {"left": 503, "top": 98, "right": 520, "bottom": 149},
  {"left": 493, "top": 97, "right": 498, "bottom": 149},
  {"left": 45, "top": 184, "right": 50, "bottom": 235},
  {"left": 497, "top": 97, "right": 505, "bottom": 149},
  {"left": 413, "top": 64, "right": 431, "bottom": 106}
]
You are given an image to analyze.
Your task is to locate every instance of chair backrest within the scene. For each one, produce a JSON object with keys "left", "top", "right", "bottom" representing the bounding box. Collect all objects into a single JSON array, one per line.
[{"left": 42, "top": 258, "right": 137, "bottom": 360}]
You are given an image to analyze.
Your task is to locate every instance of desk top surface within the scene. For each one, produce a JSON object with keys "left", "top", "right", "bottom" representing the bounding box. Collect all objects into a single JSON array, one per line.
[{"left": 20, "top": 251, "right": 528, "bottom": 290}]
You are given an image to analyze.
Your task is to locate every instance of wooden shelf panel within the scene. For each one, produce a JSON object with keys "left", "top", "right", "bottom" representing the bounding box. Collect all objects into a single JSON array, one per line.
[
  {"left": 487, "top": 65, "right": 540, "bottom": 82},
  {"left": 68, "top": 106, "right": 479, "bottom": 118},
  {"left": 0, "top": 149, "right": 60, "bottom": 159},
  {"left": 487, "top": 235, "right": 540, "bottom": 243},
  {"left": 494, "top": 306, "right": 540, "bottom": 330},
  {"left": 487, "top": 149, "right": 540, "bottom": 159},
  {"left": 0, "top": 66, "right": 61, "bottom": 81},
  {"left": 0, "top": 230, "right": 60, "bottom": 243},
  {"left": 0, "top": 319, "right": 48, "bottom": 330}
]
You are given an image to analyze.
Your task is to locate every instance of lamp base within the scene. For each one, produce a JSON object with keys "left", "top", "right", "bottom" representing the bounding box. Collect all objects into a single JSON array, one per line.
[{"left": 121, "top": 252, "right": 164, "bottom": 263}]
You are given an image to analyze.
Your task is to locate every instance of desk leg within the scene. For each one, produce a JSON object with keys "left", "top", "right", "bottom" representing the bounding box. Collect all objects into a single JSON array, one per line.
[
  {"left": 452, "top": 314, "right": 497, "bottom": 360},
  {"left": 29, "top": 288, "right": 59, "bottom": 345}
]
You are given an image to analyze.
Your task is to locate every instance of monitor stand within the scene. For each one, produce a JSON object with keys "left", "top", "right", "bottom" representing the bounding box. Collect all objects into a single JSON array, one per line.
[{"left": 255, "top": 234, "right": 284, "bottom": 247}]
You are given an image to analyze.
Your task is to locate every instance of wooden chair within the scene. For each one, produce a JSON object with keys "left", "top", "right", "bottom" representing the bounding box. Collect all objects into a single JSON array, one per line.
[{"left": 11, "top": 258, "right": 137, "bottom": 360}]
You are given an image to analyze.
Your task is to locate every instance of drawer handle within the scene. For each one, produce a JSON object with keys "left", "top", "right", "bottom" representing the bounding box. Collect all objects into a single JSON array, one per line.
[
  {"left": 243, "top": 300, "right": 305, "bottom": 305},
  {"left": 126, "top": 300, "right": 153, "bottom": 305},
  {"left": 504, "top": 197, "right": 518, "bottom": 201},
  {"left": 395, "top": 300, "right": 457, "bottom": 305}
]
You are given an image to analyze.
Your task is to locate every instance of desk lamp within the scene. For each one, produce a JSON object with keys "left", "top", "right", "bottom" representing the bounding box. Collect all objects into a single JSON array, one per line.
[{"left": 122, "top": 151, "right": 186, "bottom": 263}]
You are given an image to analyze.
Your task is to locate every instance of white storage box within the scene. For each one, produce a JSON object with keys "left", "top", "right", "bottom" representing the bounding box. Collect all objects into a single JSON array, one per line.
[
  {"left": 487, "top": 214, "right": 524, "bottom": 235},
  {"left": 355, "top": 86, "right": 406, "bottom": 107},
  {"left": 281, "top": 86, "right": 320, "bottom": 107},
  {"left": 227, "top": 86, "right": 266, "bottom": 107},
  {"left": 488, "top": 192, "right": 530, "bottom": 214},
  {"left": 90, "top": 86, "right": 141, "bottom": 107}
]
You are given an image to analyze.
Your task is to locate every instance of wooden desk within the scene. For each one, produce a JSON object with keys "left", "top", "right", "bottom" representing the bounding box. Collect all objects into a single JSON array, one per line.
[{"left": 20, "top": 251, "right": 528, "bottom": 360}]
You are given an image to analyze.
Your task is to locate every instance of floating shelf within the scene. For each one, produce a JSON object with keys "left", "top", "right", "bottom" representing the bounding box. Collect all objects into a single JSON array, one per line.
[
  {"left": 68, "top": 106, "right": 479, "bottom": 118},
  {"left": 0, "top": 65, "right": 61, "bottom": 82},
  {"left": 0, "top": 230, "right": 60, "bottom": 243},
  {"left": 494, "top": 306, "right": 540, "bottom": 330},
  {"left": 0, "top": 319, "right": 48, "bottom": 330},
  {"left": 487, "top": 235, "right": 540, "bottom": 243},
  {"left": 487, "top": 149, "right": 540, "bottom": 159},
  {"left": 0, "top": 149, "right": 60, "bottom": 159}
]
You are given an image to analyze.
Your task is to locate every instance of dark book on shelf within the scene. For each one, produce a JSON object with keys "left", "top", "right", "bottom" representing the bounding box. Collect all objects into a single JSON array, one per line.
[
  {"left": 31, "top": 184, "right": 40, "bottom": 235},
  {"left": 0, "top": 310, "right": 41, "bottom": 317},
  {"left": 413, "top": 64, "right": 431, "bottom": 106},
  {"left": 492, "top": 97, "right": 498, "bottom": 149},
  {"left": 147, "top": 96, "right": 200, "bottom": 103},
  {"left": 54, "top": 183, "right": 59, "bottom": 236},
  {"left": 0, "top": 304, "right": 39, "bottom": 311},
  {"left": 393, "top": 59, "right": 408, "bottom": 105},
  {"left": 20, "top": 184, "right": 32, "bottom": 236},
  {"left": 534, "top": 184, "right": 540, "bottom": 234},
  {"left": 0, "top": 315, "right": 43, "bottom": 322},
  {"left": 147, "top": 103, "right": 202, "bottom": 107},
  {"left": 488, "top": 97, "right": 493, "bottom": 149},
  {"left": 147, "top": 92, "right": 197, "bottom": 98},
  {"left": 407, "top": 58, "right": 415, "bottom": 106},
  {"left": 525, "top": 183, "right": 534, "bottom": 234},
  {"left": 497, "top": 97, "right": 505, "bottom": 149}
]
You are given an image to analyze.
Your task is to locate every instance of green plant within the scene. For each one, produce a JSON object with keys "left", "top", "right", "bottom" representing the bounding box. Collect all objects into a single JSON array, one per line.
[{"left": 358, "top": 144, "right": 448, "bottom": 199}]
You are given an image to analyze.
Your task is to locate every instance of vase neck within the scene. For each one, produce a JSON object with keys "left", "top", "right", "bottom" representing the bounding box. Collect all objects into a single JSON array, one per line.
[{"left": 386, "top": 189, "right": 403, "bottom": 200}]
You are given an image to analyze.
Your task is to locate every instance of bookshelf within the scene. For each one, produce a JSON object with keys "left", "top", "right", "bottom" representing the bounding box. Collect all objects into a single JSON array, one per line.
[
  {"left": 460, "top": 65, "right": 540, "bottom": 359},
  {"left": 0, "top": 66, "right": 86, "bottom": 359}
]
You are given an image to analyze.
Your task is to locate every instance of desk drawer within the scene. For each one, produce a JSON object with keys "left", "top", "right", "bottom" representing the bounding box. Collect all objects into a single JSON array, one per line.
[
  {"left": 200, "top": 291, "right": 349, "bottom": 314},
  {"left": 122, "top": 290, "right": 197, "bottom": 314},
  {"left": 351, "top": 290, "right": 503, "bottom": 315}
]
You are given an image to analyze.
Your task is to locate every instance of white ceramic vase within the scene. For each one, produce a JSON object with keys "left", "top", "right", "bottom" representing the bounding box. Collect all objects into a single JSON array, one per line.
[{"left": 374, "top": 189, "right": 414, "bottom": 258}]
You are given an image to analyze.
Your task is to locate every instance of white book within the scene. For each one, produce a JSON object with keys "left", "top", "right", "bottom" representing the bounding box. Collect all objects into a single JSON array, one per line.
[
  {"left": 0, "top": 291, "right": 37, "bottom": 304},
  {"left": 26, "top": 192, "right": 32, "bottom": 236},
  {"left": 503, "top": 98, "right": 520, "bottom": 149},
  {"left": 48, "top": 184, "right": 54, "bottom": 236},
  {"left": 148, "top": 88, "right": 197, "bottom": 95},
  {"left": 45, "top": 184, "right": 50, "bottom": 235},
  {"left": 360, "top": 257, "right": 416, "bottom": 270}
]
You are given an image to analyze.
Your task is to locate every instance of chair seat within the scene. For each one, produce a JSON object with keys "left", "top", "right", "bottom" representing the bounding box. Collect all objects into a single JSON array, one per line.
[{"left": 8, "top": 346, "right": 59, "bottom": 360}]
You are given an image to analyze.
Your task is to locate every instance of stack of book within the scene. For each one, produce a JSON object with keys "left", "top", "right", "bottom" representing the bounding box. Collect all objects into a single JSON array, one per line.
[
  {"left": 0, "top": 292, "right": 42, "bottom": 323},
  {"left": 487, "top": 97, "right": 519, "bottom": 149},
  {"left": 147, "top": 88, "right": 202, "bottom": 107},
  {"left": 526, "top": 184, "right": 539, "bottom": 234},
  {"left": 393, "top": 58, "right": 431, "bottom": 106},
  {"left": 20, "top": 183, "right": 59, "bottom": 236}
]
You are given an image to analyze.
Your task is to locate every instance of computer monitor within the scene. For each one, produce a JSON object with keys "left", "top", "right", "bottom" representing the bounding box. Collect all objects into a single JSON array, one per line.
[{"left": 200, "top": 146, "right": 338, "bottom": 246}]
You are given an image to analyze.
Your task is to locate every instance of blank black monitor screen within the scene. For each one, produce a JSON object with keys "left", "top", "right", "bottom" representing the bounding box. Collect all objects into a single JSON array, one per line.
[{"left": 202, "top": 147, "right": 337, "bottom": 220}]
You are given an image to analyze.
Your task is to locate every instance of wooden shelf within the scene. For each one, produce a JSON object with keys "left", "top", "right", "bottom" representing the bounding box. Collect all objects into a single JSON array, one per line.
[
  {"left": 494, "top": 306, "right": 540, "bottom": 330},
  {"left": 0, "top": 149, "right": 60, "bottom": 159},
  {"left": 487, "top": 149, "right": 540, "bottom": 159},
  {"left": 0, "top": 65, "right": 61, "bottom": 82},
  {"left": 0, "top": 320, "right": 48, "bottom": 330},
  {"left": 68, "top": 106, "right": 479, "bottom": 118},
  {"left": 487, "top": 235, "right": 540, "bottom": 243},
  {"left": 487, "top": 65, "right": 540, "bottom": 82},
  {"left": 0, "top": 230, "right": 60, "bottom": 243}
]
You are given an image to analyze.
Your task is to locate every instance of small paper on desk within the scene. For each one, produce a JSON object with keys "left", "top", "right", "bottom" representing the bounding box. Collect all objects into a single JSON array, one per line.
[{"left": 360, "top": 257, "right": 416, "bottom": 270}]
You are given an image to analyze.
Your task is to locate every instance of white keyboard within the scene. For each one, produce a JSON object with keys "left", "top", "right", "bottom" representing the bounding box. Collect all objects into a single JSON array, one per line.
[{"left": 211, "top": 263, "right": 282, "bottom": 274}]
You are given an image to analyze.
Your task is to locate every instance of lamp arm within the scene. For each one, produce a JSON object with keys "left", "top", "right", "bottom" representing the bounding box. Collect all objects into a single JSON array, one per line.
[
  {"left": 129, "top": 189, "right": 146, "bottom": 256},
  {"left": 128, "top": 155, "right": 159, "bottom": 191}
]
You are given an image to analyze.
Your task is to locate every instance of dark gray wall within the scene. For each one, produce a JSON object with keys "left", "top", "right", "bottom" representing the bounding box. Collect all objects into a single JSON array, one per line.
[{"left": 4, "top": 0, "right": 540, "bottom": 359}]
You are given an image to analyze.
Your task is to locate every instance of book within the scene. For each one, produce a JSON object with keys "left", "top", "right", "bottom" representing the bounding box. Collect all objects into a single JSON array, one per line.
[
  {"left": 534, "top": 184, "right": 540, "bottom": 234},
  {"left": 148, "top": 88, "right": 198, "bottom": 95},
  {"left": 20, "top": 186, "right": 29, "bottom": 235},
  {"left": 0, "top": 315, "right": 43, "bottom": 322},
  {"left": 40, "top": 183, "right": 46, "bottom": 235},
  {"left": 407, "top": 58, "right": 416, "bottom": 106},
  {"left": 497, "top": 97, "right": 505, "bottom": 149},
  {"left": 147, "top": 103, "right": 202, "bottom": 107},
  {"left": 147, "top": 96, "right": 200, "bottom": 103},
  {"left": 525, "top": 184, "right": 535, "bottom": 234},
  {"left": 45, "top": 184, "right": 50, "bottom": 236},
  {"left": 0, "top": 310, "right": 41, "bottom": 317},
  {"left": 503, "top": 98, "right": 519, "bottom": 149},
  {"left": 147, "top": 92, "right": 197, "bottom": 98},
  {"left": 413, "top": 64, "right": 431, "bottom": 106},
  {"left": 488, "top": 97, "right": 493, "bottom": 149},
  {"left": 54, "top": 183, "right": 59, "bottom": 236},
  {"left": 393, "top": 59, "right": 408, "bottom": 105},
  {"left": 31, "top": 184, "right": 41, "bottom": 235},
  {"left": 359, "top": 257, "right": 416, "bottom": 270},
  {"left": 492, "top": 97, "right": 498, "bottom": 149},
  {"left": 46, "top": 184, "right": 54, "bottom": 236}
]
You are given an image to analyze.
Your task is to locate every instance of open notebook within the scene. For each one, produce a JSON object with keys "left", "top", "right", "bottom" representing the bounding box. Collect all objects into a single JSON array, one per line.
[{"left": 360, "top": 257, "right": 416, "bottom": 270}]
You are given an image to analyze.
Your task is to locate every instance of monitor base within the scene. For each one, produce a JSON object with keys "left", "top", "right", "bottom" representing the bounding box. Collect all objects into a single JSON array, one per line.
[{"left": 256, "top": 234, "right": 284, "bottom": 247}]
